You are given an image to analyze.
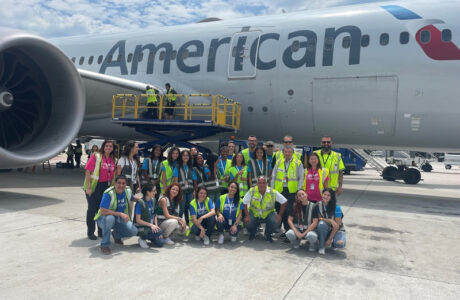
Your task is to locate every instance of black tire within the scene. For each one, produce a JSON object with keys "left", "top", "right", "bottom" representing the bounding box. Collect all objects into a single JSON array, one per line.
[
  {"left": 344, "top": 168, "right": 351, "bottom": 175},
  {"left": 382, "top": 166, "right": 398, "bottom": 181},
  {"left": 403, "top": 168, "right": 421, "bottom": 184},
  {"left": 421, "top": 163, "right": 432, "bottom": 172},
  {"left": 445, "top": 165, "right": 452, "bottom": 170}
]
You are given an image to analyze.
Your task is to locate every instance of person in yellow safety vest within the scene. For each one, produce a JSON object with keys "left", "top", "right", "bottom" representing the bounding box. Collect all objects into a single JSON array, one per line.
[
  {"left": 273, "top": 135, "right": 300, "bottom": 166},
  {"left": 228, "top": 152, "right": 249, "bottom": 198},
  {"left": 302, "top": 152, "right": 329, "bottom": 203},
  {"left": 164, "top": 82, "right": 177, "bottom": 120},
  {"left": 314, "top": 135, "right": 345, "bottom": 197},
  {"left": 160, "top": 147, "right": 180, "bottom": 195},
  {"left": 271, "top": 146, "right": 305, "bottom": 235},
  {"left": 217, "top": 145, "right": 232, "bottom": 193},
  {"left": 189, "top": 187, "right": 216, "bottom": 246},
  {"left": 84, "top": 140, "right": 117, "bottom": 240},
  {"left": 242, "top": 176, "right": 288, "bottom": 242},
  {"left": 145, "top": 85, "right": 158, "bottom": 119},
  {"left": 241, "top": 135, "right": 257, "bottom": 165},
  {"left": 94, "top": 175, "right": 139, "bottom": 255},
  {"left": 215, "top": 182, "right": 244, "bottom": 244}
]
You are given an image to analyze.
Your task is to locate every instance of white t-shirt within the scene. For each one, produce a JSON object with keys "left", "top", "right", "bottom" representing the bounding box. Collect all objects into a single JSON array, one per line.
[
  {"left": 117, "top": 156, "right": 138, "bottom": 184},
  {"left": 242, "top": 188, "right": 288, "bottom": 205}
]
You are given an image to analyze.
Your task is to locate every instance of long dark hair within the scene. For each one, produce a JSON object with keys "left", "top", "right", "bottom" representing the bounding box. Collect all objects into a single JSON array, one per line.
[
  {"left": 254, "top": 146, "right": 266, "bottom": 160},
  {"left": 322, "top": 188, "right": 336, "bottom": 218},
  {"left": 307, "top": 152, "right": 321, "bottom": 170},
  {"left": 206, "top": 152, "right": 219, "bottom": 180},
  {"left": 141, "top": 183, "right": 155, "bottom": 200},
  {"left": 232, "top": 152, "right": 246, "bottom": 167},
  {"left": 179, "top": 149, "right": 192, "bottom": 168},
  {"left": 150, "top": 144, "right": 164, "bottom": 161},
  {"left": 167, "top": 147, "right": 180, "bottom": 165},
  {"left": 122, "top": 140, "right": 139, "bottom": 164},
  {"left": 293, "top": 190, "right": 305, "bottom": 218},
  {"left": 98, "top": 139, "right": 116, "bottom": 161},
  {"left": 227, "top": 182, "right": 240, "bottom": 206},
  {"left": 165, "top": 182, "right": 182, "bottom": 208}
]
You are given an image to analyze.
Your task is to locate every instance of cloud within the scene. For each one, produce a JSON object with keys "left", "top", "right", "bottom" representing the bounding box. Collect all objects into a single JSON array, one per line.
[{"left": 0, "top": 0, "right": 390, "bottom": 38}]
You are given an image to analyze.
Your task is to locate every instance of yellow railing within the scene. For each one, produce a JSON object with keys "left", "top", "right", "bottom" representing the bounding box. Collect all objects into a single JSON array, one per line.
[{"left": 112, "top": 93, "right": 241, "bottom": 130}]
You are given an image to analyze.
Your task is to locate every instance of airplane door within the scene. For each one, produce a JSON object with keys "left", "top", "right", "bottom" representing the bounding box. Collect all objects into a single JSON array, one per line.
[{"left": 227, "top": 31, "right": 261, "bottom": 79}]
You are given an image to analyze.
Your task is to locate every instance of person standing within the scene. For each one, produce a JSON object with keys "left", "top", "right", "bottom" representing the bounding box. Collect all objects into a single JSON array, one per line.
[
  {"left": 271, "top": 147, "right": 304, "bottom": 235},
  {"left": 84, "top": 140, "right": 116, "bottom": 240},
  {"left": 66, "top": 144, "right": 74, "bottom": 167},
  {"left": 94, "top": 175, "right": 139, "bottom": 255},
  {"left": 241, "top": 135, "right": 257, "bottom": 165},
  {"left": 156, "top": 183, "right": 187, "bottom": 245},
  {"left": 193, "top": 153, "right": 210, "bottom": 190},
  {"left": 227, "top": 140, "right": 236, "bottom": 160},
  {"left": 116, "top": 141, "right": 141, "bottom": 193},
  {"left": 189, "top": 187, "right": 216, "bottom": 246},
  {"left": 217, "top": 145, "right": 231, "bottom": 194},
  {"left": 243, "top": 176, "right": 287, "bottom": 242},
  {"left": 228, "top": 152, "right": 249, "bottom": 198},
  {"left": 203, "top": 153, "right": 221, "bottom": 205},
  {"left": 248, "top": 146, "right": 271, "bottom": 187},
  {"left": 74, "top": 140, "right": 83, "bottom": 168},
  {"left": 160, "top": 147, "right": 180, "bottom": 195},
  {"left": 314, "top": 136, "right": 345, "bottom": 197},
  {"left": 141, "top": 144, "right": 163, "bottom": 192},
  {"left": 273, "top": 135, "right": 300, "bottom": 166},
  {"left": 215, "top": 182, "right": 244, "bottom": 244},
  {"left": 303, "top": 152, "right": 329, "bottom": 203},
  {"left": 190, "top": 146, "right": 199, "bottom": 166},
  {"left": 164, "top": 83, "right": 177, "bottom": 120},
  {"left": 174, "top": 149, "right": 197, "bottom": 224},
  {"left": 264, "top": 141, "right": 276, "bottom": 168},
  {"left": 145, "top": 85, "right": 158, "bottom": 119}
]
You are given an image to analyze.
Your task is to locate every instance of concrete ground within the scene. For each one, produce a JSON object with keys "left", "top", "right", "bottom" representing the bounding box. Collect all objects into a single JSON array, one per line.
[{"left": 0, "top": 160, "right": 459, "bottom": 299}]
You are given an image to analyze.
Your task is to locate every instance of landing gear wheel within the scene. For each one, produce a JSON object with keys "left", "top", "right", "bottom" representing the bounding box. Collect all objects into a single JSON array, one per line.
[
  {"left": 382, "top": 166, "right": 397, "bottom": 181},
  {"left": 445, "top": 164, "right": 452, "bottom": 170},
  {"left": 421, "top": 163, "right": 432, "bottom": 172},
  {"left": 403, "top": 168, "right": 421, "bottom": 184}
]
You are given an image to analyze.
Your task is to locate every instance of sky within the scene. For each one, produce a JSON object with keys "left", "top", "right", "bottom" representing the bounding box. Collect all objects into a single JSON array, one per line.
[{"left": 0, "top": 0, "right": 392, "bottom": 38}]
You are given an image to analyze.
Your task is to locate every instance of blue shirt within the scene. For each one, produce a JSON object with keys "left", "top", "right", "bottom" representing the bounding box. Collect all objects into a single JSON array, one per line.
[
  {"left": 195, "top": 166, "right": 210, "bottom": 181},
  {"left": 173, "top": 165, "right": 197, "bottom": 180},
  {"left": 135, "top": 200, "right": 155, "bottom": 223},
  {"left": 216, "top": 196, "right": 244, "bottom": 221},
  {"left": 217, "top": 157, "right": 228, "bottom": 176},
  {"left": 100, "top": 190, "right": 134, "bottom": 213},
  {"left": 267, "top": 155, "right": 274, "bottom": 167},
  {"left": 190, "top": 199, "right": 215, "bottom": 218},
  {"left": 335, "top": 205, "right": 343, "bottom": 218},
  {"left": 141, "top": 159, "right": 160, "bottom": 171}
]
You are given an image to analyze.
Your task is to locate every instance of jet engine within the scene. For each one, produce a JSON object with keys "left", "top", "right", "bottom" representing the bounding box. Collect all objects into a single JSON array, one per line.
[{"left": 0, "top": 28, "right": 85, "bottom": 169}]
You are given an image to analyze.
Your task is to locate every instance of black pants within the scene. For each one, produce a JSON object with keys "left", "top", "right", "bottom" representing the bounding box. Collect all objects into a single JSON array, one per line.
[
  {"left": 191, "top": 217, "right": 216, "bottom": 237},
  {"left": 147, "top": 102, "right": 158, "bottom": 119},
  {"left": 275, "top": 187, "right": 296, "bottom": 231},
  {"left": 75, "top": 154, "right": 82, "bottom": 168},
  {"left": 66, "top": 155, "right": 74, "bottom": 167},
  {"left": 86, "top": 181, "right": 109, "bottom": 236}
]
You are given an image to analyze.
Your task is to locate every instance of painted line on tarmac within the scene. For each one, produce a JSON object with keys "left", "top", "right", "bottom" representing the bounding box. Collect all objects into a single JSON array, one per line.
[
  {"left": 0, "top": 217, "right": 83, "bottom": 234},
  {"left": 283, "top": 258, "right": 316, "bottom": 299}
]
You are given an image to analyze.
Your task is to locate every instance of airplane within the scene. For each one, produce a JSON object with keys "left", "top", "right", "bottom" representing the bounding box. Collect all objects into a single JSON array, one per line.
[{"left": 1, "top": 0, "right": 460, "bottom": 184}]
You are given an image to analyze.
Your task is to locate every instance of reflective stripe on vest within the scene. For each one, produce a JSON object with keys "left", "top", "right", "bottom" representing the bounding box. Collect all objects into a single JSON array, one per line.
[
  {"left": 83, "top": 153, "right": 102, "bottom": 192},
  {"left": 134, "top": 199, "right": 154, "bottom": 236},
  {"left": 94, "top": 186, "right": 132, "bottom": 221},
  {"left": 314, "top": 150, "right": 342, "bottom": 190},
  {"left": 250, "top": 158, "right": 268, "bottom": 185},
  {"left": 146, "top": 89, "right": 157, "bottom": 104},
  {"left": 273, "top": 158, "right": 301, "bottom": 193},
  {"left": 229, "top": 166, "right": 248, "bottom": 197},
  {"left": 248, "top": 187, "right": 276, "bottom": 219},
  {"left": 188, "top": 197, "right": 211, "bottom": 228},
  {"left": 178, "top": 166, "right": 194, "bottom": 192},
  {"left": 194, "top": 166, "right": 206, "bottom": 187},
  {"left": 167, "top": 88, "right": 176, "bottom": 102},
  {"left": 219, "top": 194, "right": 242, "bottom": 219},
  {"left": 302, "top": 168, "right": 328, "bottom": 192}
]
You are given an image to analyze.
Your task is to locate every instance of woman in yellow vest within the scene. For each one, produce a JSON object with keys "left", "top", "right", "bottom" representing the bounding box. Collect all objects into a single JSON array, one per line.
[
  {"left": 302, "top": 152, "right": 329, "bottom": 203},
  {"left": 84, "top": 140, "right": 116, "bottom": 240},
  {"left": 228, "top": 152, "right": 249, "bottom": 198},
  {"left": 215, "top": 182, "right": 244, "bottom": 244},
  {"left": 160, "top": 147, "right": 180, "bottom": 194},
  {"left": 189, "top": 187, "right": 216, "bottom": 246}
]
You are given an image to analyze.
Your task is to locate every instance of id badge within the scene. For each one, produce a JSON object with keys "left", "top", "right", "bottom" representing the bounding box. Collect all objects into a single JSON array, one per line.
[
  {"left": 239, "top": 183, "right": 243, "bottom": 189},
  {"left": 184, "top": 182, "right": 188, "bottom": 188},
  {"left": 153, "top": 174, "right": 158, "bottom": 180},
  {"left": 216, "top": 181, "right": 220, "bottom": 187},
  {"left": 310, "top": 183, "right": 315, "bottom": 190},
  {"left": 299, "top": 225, "right": 304, "bottom": 231},
  {"left": 228, "top": 219, "right": 233, "bottom": 226},
  {"left": 283, "top": 177, "right": 287, "bottom": 183}
]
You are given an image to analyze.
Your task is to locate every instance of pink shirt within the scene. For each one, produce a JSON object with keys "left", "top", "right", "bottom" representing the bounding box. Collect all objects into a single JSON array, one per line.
[
  {"left": 304, "top": 168, "right": 329, "bottom": 202},
  {"left": 85, "top": 154, "right": 116, "bottom": 183}
]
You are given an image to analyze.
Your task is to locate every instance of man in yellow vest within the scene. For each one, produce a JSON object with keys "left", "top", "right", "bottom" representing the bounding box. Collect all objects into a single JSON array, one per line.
[
  {"left": 273, "top": 135, "right": 300, "bottom": 166},
  {"left": 95, "top": 175, "right": 139, "bottom": 255},
  {"left": 241, "top": 135, "right": 257, "bottom": 165},
  {"left": 314, "top": 135, "right": 345, "bottom": 197},
  {"left": 145, "top": 85, "right": 158, "bottom": 119},
  {"left": 243, "top": 176, "right": 287, "bottom": 242},
  {"left": 164, "top": 83, "right": 177, "bottom": 120},
  {"left": 271, "top": 146, "right": 304, "bottom": 235}
]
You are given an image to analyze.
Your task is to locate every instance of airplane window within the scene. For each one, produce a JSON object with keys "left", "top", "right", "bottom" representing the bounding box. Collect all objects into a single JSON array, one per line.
[
  {"left": 291, "top": 41, "right": 300, "bottom": 52},
  {"left": 150, "top": 52, "right": 157, "bottom": 62},
  {"left": 159, "top": 51, "right": 165, "bottom": 61},
  {"left": 71, "top": 57, "right": 76, "bottom": 63},
  {"left": 380, "top": 33, "right": 389, "bottom": 46},
  {"left": 97, "top": 55, "right": 103, "bottom": 64},
  {"left": 137, "top": 53, "right": 143, "bottom": 62},
  {"left": 127, "top": 53, "right": 133, "bottom": 63},
  {"left": 107, "top": 54, "right": 113, "bottom": 63},
  {"left": 88, "top": 56, "right": 94, "bottom": 65},
  {"left": 442, "top": 29, "right": 452, "bottom": 42},
  {"left": 400, "top": 32, "right": 409, "bottom": 44},
  {"left": 117, "top": 55, "right": 122, "bottom": 62},
  {"left": 182, "top": 49, "right": 189, "bottom": 59},
  {"left": 361, "top": 35, "right": 370, "bottom": 47},
  {"left": 171, "top": 50, "right": 177, "bottom": 60},
  {"left": 79, "top": 56, "right": 85, "bottom": 65},
  {"left": 342, "top": 36, "right": 351, "bottom": 49},
  {"left": 420, "top": 30, "right": 430, "bottom": 44},
  {"left": 324, "top": 36, "right": 334, "bottom": 51},
  {"left": 306, "top": 38, "right": 316, "bottom": 53}
]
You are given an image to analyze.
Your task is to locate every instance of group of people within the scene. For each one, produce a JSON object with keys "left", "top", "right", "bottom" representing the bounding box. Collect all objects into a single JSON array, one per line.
[
  {"left": 144, "top": 83, "right": 177, "bottom": 120},
  {"left": 83, "top": 135, "right": 347, "bottom": 255},
  {"left": 66, "top": 140, "right": 83, "bottom": 168}
]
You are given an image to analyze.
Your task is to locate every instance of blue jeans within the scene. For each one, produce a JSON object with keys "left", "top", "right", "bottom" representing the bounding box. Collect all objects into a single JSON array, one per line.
[
  {"left": 246, "top": 211, "right": 279, "bottom": 239},
  {"left": 96, "top": 215, "right": 138, "bottom": 247},
  {"left": 333, "top": 231, "right": 346, "bottom": 248},
  {"left": 180, "top": 191, "right": 194, "bottom": 224},
  {"left": 216, "top": 217, "right": 240, "bottom": 237},
  {"left": 191, "top": 217, "right": 216, "bottom": 237},
  {"left": 140, "top": 228, "right": 165, "bottom": 247}
]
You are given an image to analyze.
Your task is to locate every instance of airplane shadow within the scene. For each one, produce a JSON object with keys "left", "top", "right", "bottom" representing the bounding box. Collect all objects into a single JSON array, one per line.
[
  {"left": 0, "top": 191, "right": 63, "bottom": 212},
  {"left": 0, "top": 168, "right": 85, "bottom": 189}
]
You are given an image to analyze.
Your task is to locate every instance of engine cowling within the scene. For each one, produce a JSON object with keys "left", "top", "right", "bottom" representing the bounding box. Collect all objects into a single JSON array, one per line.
[{"left": 0, "top": 28, "right": 85, "bottom": 169}]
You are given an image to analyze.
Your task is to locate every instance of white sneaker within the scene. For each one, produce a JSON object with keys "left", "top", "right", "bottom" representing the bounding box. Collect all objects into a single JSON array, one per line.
[
  {"left": 164, "top": 237, "right": 175, "bottom": 245},
  {"left": 243, "top": 228, "right": 249, "bottom": 235},
  {"left": 318, "top": 248, "right": 325, "bottom": 255},
  {"left": 231, "top": 236, "right": 237, "bottom": 242},
  {"left": 218, "top": 234, "right": 224, "bottom": 244},
  {"left": 203, "top": 235, "right": 210, "bottom": 245},
  {"left": 194, "top": 235, "right": 201, "bottom": 241},
  {"left": 138, "top": 237, "right": 149, "bottom": 249},
  {"left": 308, "top": 245, "right": 316, "bottom": 252}
]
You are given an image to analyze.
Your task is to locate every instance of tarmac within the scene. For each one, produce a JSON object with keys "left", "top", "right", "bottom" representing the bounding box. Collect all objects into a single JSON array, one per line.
[{"left": 0, "top": 158, "right": 459, "bottom": 299}]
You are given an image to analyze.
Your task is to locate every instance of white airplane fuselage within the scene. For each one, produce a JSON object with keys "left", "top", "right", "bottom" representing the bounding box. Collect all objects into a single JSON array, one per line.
[{"left": 53, "top": 1, "right": 460, "bottom": 151}]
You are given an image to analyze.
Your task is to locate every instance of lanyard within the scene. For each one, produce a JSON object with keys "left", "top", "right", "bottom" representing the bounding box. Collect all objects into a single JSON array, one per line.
[
  {"left": 183, "top": 166, "right": 189, "bottom": 180},
  {"left": 226, "top": 196, "right": 233, "bottom": 217},
  {"left": 256, "top": 160, "right": 264, "bottom": 175},
  {"left": 321, "top": 151, "right": 332, "bottom": 167},
  {"left": 219, "top": 159, "right": 226, "bottom": 175},
  {"left": 103, "top": 156, "right": 113, "bottom": 177}
]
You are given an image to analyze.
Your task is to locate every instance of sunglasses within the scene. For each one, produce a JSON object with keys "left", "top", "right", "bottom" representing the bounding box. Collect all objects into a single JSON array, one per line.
[
  {"left": 283, "top": 141, "right": 293, "bottom": 143},
  {"left": 321, "top": 141, "right": 331, "bottom": 144}
]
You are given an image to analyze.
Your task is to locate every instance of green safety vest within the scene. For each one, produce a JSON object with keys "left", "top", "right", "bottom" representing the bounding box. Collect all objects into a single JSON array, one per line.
[
  {"left": 218, "top": 194, "right": 242, "bottom": 220},
  {"left": 273, "top": 157, "right": 301, "bottom": 193},
  {"left": 249, "top": 158, "right": 269, "bottom": 186},
  {"left": 217, "top": 158, "right": 232, "bottom": 188},
  {"left": 241, "top": 148, "right": 253, "bottom": 165},
  {"left": 160, "top": 160, "right": 174, "bottom": 193},
  {"left": 302, "top": 168, "right": 329, "bottom": 192},
  {"left": 177, "top": 165, "right": 194, "bottom": 193},
  {"left": 166, "top": 88, "right": 176, "bottom": 102},
  {"left": 74, "top": 145, "right": 82, "bottom": 154},
  {"left": 94, "top": 186, "right": 132, "bottom": 221},
  {"left": 188, "top": 197, "right": 212, "bottom": 228},
  {"left": 248, "top": 186, "right": 276, "bottom": 219},
  {"left": 83, "top": 153, "right": 102, "bottom": 192},
  {"left": 229, "top": 165, "right": 248, "bottom": 197},
  {"left": 313, "top": 150, "right": 343, "bottom": 190},
  {"left": 134, "top": 199, "right": 155, "bottom": 237},
  {"left": 146, "top": 89, "right": 157, "bottom": 104}
]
